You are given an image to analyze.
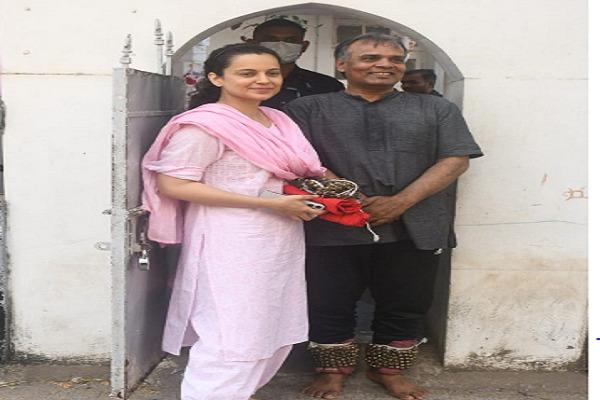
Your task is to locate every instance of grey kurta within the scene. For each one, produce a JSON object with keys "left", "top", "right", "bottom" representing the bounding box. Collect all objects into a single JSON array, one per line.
[{"left": 285, "top": 90, "right": 483, "bottom": 249}]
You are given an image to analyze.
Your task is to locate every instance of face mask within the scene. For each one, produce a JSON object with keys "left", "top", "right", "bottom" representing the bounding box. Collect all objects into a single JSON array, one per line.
[{"left": 259, "top": 41, "right": 303, "bottom": 64}]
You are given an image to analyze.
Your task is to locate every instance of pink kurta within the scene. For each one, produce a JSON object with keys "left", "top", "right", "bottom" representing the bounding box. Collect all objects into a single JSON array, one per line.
[{"left": 145, "top": 125, "right": 308, "bottom": 362}]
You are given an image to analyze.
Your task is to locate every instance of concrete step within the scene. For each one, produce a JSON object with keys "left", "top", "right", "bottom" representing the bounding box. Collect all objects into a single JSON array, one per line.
[
  {"left": 0, "top": 344, "right": 587, "bottom": 400},
  {"left": 129, "top": 344, "right": 587, "bottom": 400}
]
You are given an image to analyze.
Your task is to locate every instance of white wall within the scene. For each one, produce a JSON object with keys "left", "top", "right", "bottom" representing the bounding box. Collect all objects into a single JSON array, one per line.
[
  {"left": 1, "top": 74, "right": 113, "bottom": 359},
  {"left": 0, "top": 0, "right": 587, "bottom": 367},
  {"left": 446, "top": 75, "right": 587, "bottom": 368}
]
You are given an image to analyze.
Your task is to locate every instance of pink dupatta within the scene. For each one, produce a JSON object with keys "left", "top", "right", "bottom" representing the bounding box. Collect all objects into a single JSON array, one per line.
[{"left": 141, "top": 103, "right": 325, "bottom": 245}]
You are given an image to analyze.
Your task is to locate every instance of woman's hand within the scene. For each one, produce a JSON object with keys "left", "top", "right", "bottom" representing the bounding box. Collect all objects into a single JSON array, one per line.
[{"left": 266, "top": 195, "right": 325, "bottom": 221}]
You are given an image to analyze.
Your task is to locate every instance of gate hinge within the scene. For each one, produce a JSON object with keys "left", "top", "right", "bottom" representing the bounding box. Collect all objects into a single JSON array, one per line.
[{"left": 127, "top": 206, "right": 148, "bottom": 218}]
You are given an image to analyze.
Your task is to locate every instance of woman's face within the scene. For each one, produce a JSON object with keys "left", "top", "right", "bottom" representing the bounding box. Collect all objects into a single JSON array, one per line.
[{"left": 208, "top": 53, "right": 283, "bottom": 102}]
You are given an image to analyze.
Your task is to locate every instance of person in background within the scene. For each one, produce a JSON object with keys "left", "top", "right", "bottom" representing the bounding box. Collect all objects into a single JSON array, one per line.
[
  {"left": 143, "top": 43, "right": 325, "bottom": 400},
  {"left": 286, "top": 33, "right": 482, "bottom": 400},
  {"left": 401, "top": 69, "right": 443, "bottom": 97},
  {"left": 189, "top": 18, "right": 344, "bottom": 110}
]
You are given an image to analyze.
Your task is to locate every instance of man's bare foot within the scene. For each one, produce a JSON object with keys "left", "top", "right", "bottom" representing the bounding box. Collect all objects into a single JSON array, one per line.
[
  {"left": 302, "top": 373, "right": 346, "bottom": 399},
  {"left": 366, "top": 370, "right": 426, "bottom": 400}
]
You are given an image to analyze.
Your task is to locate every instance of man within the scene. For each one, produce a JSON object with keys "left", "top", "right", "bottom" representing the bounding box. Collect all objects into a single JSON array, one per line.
[
  {"left": 285, "top": 33, "right": 482, "bottom": 400},
  {"left": 401, "top": 69, "right": 443, "bottom": 97},
  {"left": 189, "top": 18, "right": 344, "bottom": 109}
]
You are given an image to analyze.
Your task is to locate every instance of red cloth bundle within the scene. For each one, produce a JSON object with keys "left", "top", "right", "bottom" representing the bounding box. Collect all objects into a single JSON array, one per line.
[{"left": 283, "top": 184, "right": 370, "bottom": 227}]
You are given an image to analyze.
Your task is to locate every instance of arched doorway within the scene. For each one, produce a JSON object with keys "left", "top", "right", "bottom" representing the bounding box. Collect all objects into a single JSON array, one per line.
[
  {"left": 171, "top": 3, "right": 464, "bottom": 106},
  {"left": 111, "top": 3, "right": 466, "bottom": 398}
]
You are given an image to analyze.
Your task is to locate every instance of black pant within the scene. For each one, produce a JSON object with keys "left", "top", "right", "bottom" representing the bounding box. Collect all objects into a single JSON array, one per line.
[{"left": 306, "top": 241, "right": 440, "bottom": 345}]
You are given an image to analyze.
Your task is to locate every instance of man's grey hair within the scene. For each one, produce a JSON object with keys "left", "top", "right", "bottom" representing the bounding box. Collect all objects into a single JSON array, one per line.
[{"left": 334, "top": 33, "right": 407, "bottom": 61}]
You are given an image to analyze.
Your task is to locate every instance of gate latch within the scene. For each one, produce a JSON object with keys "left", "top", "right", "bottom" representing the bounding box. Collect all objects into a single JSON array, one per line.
[{"left": 127, "top": 206, "right": 152, "bottom": 271}]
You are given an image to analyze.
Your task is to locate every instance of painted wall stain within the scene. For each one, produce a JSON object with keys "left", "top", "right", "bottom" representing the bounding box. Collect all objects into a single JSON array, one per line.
[
  {"left": 563, "top": 187, "right": 587, "bottom": 200},
  {"left": 452, "top": 351, "right": 580, "bottom": 371}
]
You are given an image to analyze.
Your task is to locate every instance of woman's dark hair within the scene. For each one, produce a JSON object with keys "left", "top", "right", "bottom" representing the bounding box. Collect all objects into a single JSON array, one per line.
[{"left": 188, "top": 43, "right": 281, "bottom": 109}]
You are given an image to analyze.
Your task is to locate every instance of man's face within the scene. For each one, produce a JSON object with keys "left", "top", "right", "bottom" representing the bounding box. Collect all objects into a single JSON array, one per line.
[
  {"left": 401, "top": 73, "right": 433, "bottom": 94},
  {"left": 253, "top": 26, "right": 309, "bottom": 52},
  {"left": 336, "top": 40, "right": 406, "bottom": 89}
]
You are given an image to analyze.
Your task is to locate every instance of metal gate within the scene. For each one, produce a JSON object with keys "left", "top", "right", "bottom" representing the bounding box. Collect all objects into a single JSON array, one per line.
[{"left": 111, "top": 67, "right": 185, "bottom": 398}]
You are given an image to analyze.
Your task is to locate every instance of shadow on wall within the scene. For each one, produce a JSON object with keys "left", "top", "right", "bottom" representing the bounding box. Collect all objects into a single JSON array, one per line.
[{"left": 0, "top": 98, "right": 7, "bottom": 362}]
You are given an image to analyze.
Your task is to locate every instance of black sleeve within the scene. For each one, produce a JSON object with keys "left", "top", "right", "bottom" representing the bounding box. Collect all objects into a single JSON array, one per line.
[
  {"left": 331, "top": 78, "right": 345, "bottom": 92},
  {"left": 305, "top": 71, "right": 345, "bottom": 94},
  {"left": 436, "top": 102, "right": 483, "bottom": 159},
  {"left": 315, "top": 75, "right": 344, "bottom": 93}
]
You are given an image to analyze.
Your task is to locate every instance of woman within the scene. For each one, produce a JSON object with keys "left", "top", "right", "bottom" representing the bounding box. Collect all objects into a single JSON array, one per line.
[{"left": 141, "top": 44, "right": 325, "bottom": 399}]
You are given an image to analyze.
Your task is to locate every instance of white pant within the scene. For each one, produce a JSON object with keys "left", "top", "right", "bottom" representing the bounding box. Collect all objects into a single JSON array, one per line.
[{"left": 181, "top": 341, "right": 292, "bottom": 400}]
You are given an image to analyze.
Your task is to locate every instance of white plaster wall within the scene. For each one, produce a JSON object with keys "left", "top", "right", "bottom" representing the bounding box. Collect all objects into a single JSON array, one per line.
[
  {"left": 0, "top": 0, "right": 587, "bottom": 366},
  {"left": 2, "top": 74, "right": 112, "bottom": 359},
  {"left": 445, "top": 76, "right": 587, "bottom": 368}
]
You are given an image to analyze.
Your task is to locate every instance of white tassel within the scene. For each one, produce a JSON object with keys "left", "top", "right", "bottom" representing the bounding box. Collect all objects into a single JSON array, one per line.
[
  {"left": 371, "top": 337, "right": 428, "bottom": 351},
  {"left": 365, "top": 222, "right": 380, "bottom": 242}
]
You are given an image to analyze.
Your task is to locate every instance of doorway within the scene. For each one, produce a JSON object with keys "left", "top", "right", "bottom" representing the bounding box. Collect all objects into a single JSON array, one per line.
[
  {"left": 170, "top": 0, "right": 465, "bottom": 361},
  {"left": 112, "top": 3, "right": 465, "bottom": 397}
]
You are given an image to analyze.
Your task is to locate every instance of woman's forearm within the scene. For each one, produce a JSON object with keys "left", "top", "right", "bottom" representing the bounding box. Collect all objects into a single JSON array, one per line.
[
  {"left": 156, "top": 174, "right": 324, "bottom": 221},
  {"left": 157, "top": 174, "right": 272, "bottom": 208}
]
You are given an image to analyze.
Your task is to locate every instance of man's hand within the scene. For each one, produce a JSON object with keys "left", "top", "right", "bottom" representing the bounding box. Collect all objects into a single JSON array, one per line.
[
  {"left": 361, "top": 195, "right": 410, "bottom": 226},
  {"left": 361, "top": 157, "right": 470, "bottom": 226}
]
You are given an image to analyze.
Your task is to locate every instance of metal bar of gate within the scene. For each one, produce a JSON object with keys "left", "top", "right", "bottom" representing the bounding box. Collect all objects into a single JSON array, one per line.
[{"left": 154, "top": 20, "right": 164, "bottom": 74}]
